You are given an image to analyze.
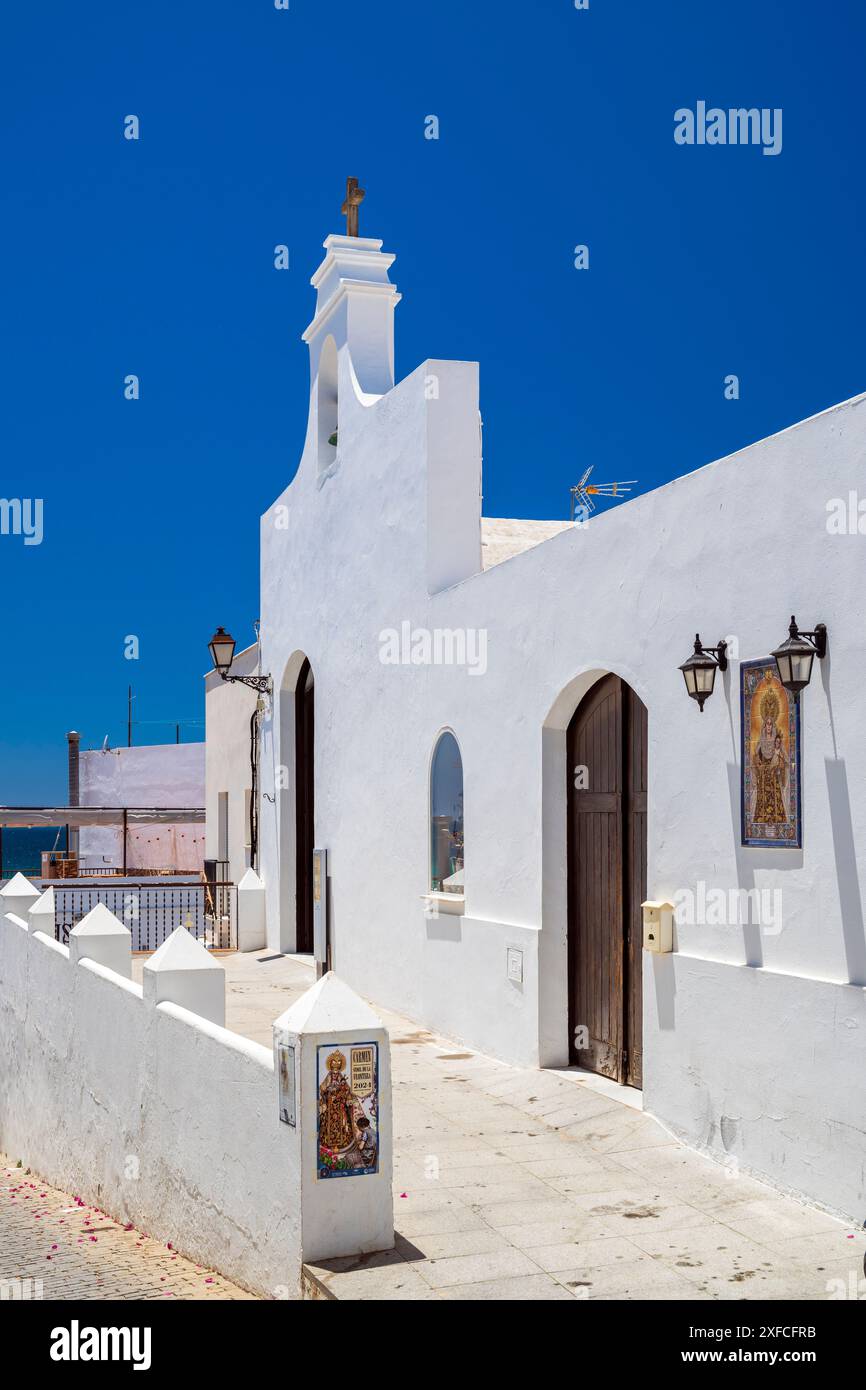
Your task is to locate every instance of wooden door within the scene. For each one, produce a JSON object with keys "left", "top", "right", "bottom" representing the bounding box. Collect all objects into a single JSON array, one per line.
[
  {"left": 295, "top": 659, "right": 315, "bottom": 954},
  {"left": 567, "top": 674, "right": 646, "bottom": 1087}
]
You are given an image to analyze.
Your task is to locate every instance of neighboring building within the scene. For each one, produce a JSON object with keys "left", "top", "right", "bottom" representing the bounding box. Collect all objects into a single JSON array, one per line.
[
  {"left": 204, "top": 642, "right": 260, "bottom": 887},
  {"left": 206, "top": 223, "right": 866, "bottom": 1224},
  {"left": 78, "top": 742, "right": 205, "bottom": 873}
]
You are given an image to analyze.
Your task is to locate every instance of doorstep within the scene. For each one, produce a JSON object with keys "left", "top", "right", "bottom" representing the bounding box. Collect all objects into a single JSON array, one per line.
[{"left": 544, "top": 1066, "right": 644, "bottom": 1112}]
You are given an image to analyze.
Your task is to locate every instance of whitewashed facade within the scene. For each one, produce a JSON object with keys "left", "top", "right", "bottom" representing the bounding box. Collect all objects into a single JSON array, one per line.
[
  {"left": 79, "top": 742, "right": 205, "bottom": 872},
  {"left": 210, "top": 227, "right": 866, "bottom": 1222}
]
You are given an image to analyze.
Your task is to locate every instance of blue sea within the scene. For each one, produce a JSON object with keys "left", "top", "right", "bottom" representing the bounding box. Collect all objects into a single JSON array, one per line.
[{"left": 0, "top": 827, "right": 68, "bottom": 881}]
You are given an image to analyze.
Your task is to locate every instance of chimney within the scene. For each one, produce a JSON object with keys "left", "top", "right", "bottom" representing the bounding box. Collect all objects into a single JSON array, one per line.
[
  {"left": 67, "top": 731, "right": 80, "bottom": 856},
  {"left": 67, "top": 731, "right": 80, "bottom": 805}
]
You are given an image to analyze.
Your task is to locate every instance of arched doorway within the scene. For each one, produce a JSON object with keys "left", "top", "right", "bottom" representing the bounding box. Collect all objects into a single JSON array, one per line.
[
  {"left": 567, "top": 673, "right": 647, "bottom": 1087},
  {"left": 294, "top": 657, "right": 315, "bottom": 954}
]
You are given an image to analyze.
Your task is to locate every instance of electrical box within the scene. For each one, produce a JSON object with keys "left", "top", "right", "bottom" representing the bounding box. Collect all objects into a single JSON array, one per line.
[
  {"left": 506, "top": 947, "right": 524, "bottom": 983},
  {"left": 642, "top": 900, "right": 674, "bottom": 953}
]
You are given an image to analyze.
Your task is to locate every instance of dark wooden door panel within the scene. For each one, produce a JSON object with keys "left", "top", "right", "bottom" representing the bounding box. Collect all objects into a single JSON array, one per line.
[
  {"left": 568, "top": 674, "right": 623, "bottom": 1079},
  {"left": 568, "top": 675, "right": 647, "bottom": 1088},
  {"left": 624, "top": 684, "right": 648, "bottom": 1088},
  {"left": 295, "top": 660, "right": 315, "bottom": 954}
]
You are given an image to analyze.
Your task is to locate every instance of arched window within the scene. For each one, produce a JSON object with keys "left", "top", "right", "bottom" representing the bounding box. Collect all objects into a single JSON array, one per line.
[
  {"left": 430, "top": 732, "right": 464, "bottom": 894},
  {"left": 317, "top": 336, "right": 338, "bottom": 472}
]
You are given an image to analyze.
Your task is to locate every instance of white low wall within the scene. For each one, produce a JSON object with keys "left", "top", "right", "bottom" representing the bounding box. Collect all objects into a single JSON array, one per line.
[
  {"left": 0, "top": 914, "right": 300, "bottom": 1298},
  {"left": 644, "top": 953, "right": 866, "bottom": 1223}
]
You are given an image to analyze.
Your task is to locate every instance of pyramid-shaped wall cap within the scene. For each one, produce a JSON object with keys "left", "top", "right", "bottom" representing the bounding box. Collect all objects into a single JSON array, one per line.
[
  {"left": 71, "top": 902, "right": 131, "bottom": 939},
  {"left": 237, "top": 867, "right": 263, "bottom": 891},
  {"left": 274, "top": 971, "right": 384, "bottom": 1036},
  {"left": 0, "top": 872, "right": 41, "bottom": 901},
  {"left": 145, "top": 925, "right": 222, "bottom": 972},
  {"left": 29, "top": 886, "right": 56, "bottom": 917}
]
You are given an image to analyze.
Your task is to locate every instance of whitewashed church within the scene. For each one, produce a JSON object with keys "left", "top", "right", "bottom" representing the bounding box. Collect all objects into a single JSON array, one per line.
[{"left": 207, "top": 200, "right": 866, "bottom": 1226}]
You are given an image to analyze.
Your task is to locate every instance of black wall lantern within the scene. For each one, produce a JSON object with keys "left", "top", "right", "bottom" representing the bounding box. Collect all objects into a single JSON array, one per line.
[
  {"left": 208, "top": 626, "right": 273, "bottom": 694},
  {"left": 679, "top": 634, "right": 728, "bottom": 712},
  {"left": 771, "top": 616, "right": 827, "bottom": 699}
]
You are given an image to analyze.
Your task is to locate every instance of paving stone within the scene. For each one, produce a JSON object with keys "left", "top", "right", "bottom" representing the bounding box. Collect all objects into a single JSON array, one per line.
[
  {"left": 0, "top": 1160, "right": 255, "bottom": 1300},
  {"left": 445, "top": 1273, "right": 577, "bottom": 1300},
  {"left": 417, "top": 1247, "right": 543, "bottom": 1289},
  {"left": 528, "top": 1235, "right": 644, "bottom": 1273}
]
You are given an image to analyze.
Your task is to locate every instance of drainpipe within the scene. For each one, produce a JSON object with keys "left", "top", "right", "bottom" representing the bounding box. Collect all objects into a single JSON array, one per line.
[{"left": 67, "top": 731, "right": 80, "bottom": 858}]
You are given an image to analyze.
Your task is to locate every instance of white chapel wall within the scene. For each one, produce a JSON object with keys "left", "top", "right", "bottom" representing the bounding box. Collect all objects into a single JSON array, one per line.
[{"left": 252, "top": 226, "right": 866, "bottom": 1220}]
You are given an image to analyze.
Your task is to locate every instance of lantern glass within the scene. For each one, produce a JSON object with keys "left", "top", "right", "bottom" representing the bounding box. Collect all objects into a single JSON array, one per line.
[
  {"left": 791, "top": 649, "right": 814, "bottom": 686},
  {"left": 208, "top": 626, "right": 236, "bottom": 674},
  {"left": 695, "top": 664, "right": 715, "bottom": 695},
  {"left": 774, "top": 650, "right": 793, "bottom": 686},
  {"left": 772, "top": 618, "right": 819, "bottom": 696}
]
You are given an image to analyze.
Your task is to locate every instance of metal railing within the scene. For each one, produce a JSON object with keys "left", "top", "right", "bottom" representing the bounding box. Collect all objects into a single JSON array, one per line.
[{"left": 53, "top": 882, "right": 236, "bottom": 952}]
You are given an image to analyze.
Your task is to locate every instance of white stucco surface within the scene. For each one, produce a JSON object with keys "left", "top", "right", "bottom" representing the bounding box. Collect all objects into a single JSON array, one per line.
[
  {"left": 205, "top": 644, "right": 260, "bottom": 887},
  {"left": 78, "top": 743, "right": 205, "bottom": 872},
  {"left": 203, "top": 226, "right": 866, "bottom": 1222},
  {"left": 0, "top": 908, "right": 300, "bottom": 1296}
]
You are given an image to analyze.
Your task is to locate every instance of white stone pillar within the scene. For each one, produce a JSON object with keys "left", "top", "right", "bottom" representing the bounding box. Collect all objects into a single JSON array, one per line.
[
  {"left": 237, "top": 868, "right": 267, "bottom": 952},
  {"left": 28, "top": 886, "right": 56, "bottom": 938},
  {"left": 273, "top": 972, "right": 393, "bottom": 1265},
  {"left": 143, "top": 925, "right": 225, "bottom": 1026},
  {"left": 0, "top": 872, "right": 41, "bottom": 925},
  {"left": 69, "top": 902, "right": 132, "bottom": 978}
]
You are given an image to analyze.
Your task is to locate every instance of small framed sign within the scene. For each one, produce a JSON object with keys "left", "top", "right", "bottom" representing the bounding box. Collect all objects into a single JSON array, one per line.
[{"left": 277, "top": 1040, "right": 296, "bottom": 1127}]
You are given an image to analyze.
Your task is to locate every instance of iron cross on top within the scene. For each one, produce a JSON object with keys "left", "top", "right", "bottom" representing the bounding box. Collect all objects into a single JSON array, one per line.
[{"left": 341, "top": 177, "right": 365, "bottom": 237}]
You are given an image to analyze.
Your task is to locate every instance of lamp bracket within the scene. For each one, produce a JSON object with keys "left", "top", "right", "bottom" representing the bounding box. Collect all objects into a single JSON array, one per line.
[
  {"left": 220, "top": 672, "right": 273, "bottom": 695},
  {"left": 799, "top": 623, "right": 827, "bottom": 660},
  {"left": 696, "top": 639, "right": 728, "bottom": 672}
]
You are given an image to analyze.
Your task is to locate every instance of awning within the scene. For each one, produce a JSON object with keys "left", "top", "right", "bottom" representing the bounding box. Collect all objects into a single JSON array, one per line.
[{"left": 0, "top": 807, "right": 205, "bottom": 828}]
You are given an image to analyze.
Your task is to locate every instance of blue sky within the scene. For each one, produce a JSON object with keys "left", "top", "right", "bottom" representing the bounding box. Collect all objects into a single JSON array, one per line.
[{"left": 2, "top": 0, "right": 865, "bottom": 802}]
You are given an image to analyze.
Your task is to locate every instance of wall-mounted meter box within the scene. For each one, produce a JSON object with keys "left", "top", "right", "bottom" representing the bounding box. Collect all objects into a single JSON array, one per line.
[{"left": 641, "top": 900, "right": 674, "bottom": 953}]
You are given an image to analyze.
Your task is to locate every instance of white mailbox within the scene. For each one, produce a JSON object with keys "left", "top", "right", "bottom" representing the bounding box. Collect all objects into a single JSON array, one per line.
[{"left": 642, "top": 899, "right": 674, "bottom": 953}]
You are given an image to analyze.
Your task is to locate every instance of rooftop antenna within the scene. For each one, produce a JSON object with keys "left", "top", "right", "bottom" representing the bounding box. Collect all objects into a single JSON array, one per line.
[{"left": 570, "top": 465, "right": 637, "bottom": 522}]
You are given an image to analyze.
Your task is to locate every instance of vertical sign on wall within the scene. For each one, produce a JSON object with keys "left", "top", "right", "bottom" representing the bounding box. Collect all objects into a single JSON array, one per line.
[
  {"left": 312, "top": 847, "right": 328, "bottom": 977},
  {"left": 276, "top": 1039, "right": 296, "bottom": 1126}
]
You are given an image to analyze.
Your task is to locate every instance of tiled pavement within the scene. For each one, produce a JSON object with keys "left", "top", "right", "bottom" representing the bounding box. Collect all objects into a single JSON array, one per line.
[
  {"left": 0, "top": 1159, "right": 255, "bottom": 1300},
  {"left": 203, "top": 951, "right": 866, "bottom": 1302},
  {"left": 13, "top": 950, "right": 858, "bottom": 1303}
]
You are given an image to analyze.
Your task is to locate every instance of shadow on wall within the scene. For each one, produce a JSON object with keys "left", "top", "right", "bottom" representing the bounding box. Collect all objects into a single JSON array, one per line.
[
  {"left": 726, "top": 762, "right": 804, "bottom": 970},
  {"left": 825, "top": 758, "right": 866, "bottom": 985},
  {"left": 820, "top": 651, "right": 866, "bottom": 985},
  {"left": 652, "top": 954, "right": 676, "bottom": 1031}
]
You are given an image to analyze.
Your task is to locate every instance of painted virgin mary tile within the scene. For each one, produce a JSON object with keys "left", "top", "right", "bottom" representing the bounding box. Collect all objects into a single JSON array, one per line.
[
  {"left": 316, "top": 1042, "right": 379, "bottom": 1179},
  {"left": 741, "top": 658, "right": 802, "bottom": 848}
]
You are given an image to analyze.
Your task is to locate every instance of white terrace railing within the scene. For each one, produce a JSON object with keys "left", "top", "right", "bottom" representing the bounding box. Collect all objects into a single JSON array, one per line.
[{"left": 51, "top": 880, "right": 236, "bottom": 952}]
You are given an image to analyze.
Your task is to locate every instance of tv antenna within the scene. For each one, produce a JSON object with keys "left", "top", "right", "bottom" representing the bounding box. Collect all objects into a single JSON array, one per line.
[{"left": 570, "top": 466, "right": 636, "bottom": 522}]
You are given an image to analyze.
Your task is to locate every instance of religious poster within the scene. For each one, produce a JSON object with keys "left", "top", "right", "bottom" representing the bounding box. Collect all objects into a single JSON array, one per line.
[
  {"left": 316, "top": 1042, "right": 379, "bottom": 1179},
  {"left": 276, "top": 1041, "right": 295, "bottom": 1127},
  {"left": 741, "top": 658, "right": 802, "bottom": 848}
]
